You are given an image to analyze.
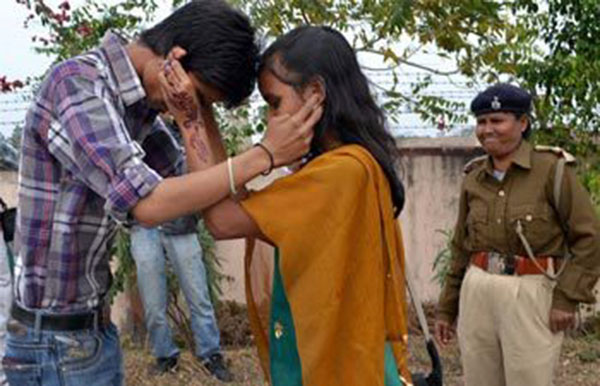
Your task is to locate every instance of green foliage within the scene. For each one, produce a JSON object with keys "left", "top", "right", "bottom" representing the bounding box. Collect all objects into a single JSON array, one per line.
[
  {"left": 432, "top": 229, "right": 453, "bottom": 288},
  {"left": 21, "top": 0, "right": 159, "bottom": 62},
  {"left": 577, "top": 347, "right": 600, "bottom": 363},
  {"left": 108, "top": 226, "right": 136, "bottom": 303},
  {"left": 16, "top": 1, "right": 600, "bottom": 157},
  {"left": 196, "top": 220, "right": 234, "bottom": 307},
  {"left": 216, "top": 105, "right": 266, "bottom": 156},
  {"left": 231, "top": 0, "right": 600, "bottom": 214},
  {"left": 8, "top": 125, "right": 23, "bottom": 153},
  {"left": 231, "top": 0, "right": 510, "bottom": 127}
]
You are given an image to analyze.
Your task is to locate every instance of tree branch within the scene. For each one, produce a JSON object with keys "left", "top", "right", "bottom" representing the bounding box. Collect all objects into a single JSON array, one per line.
[
  {"left": 300, "top": 7, "right": 310, "bottom": 25},
  {"left": 361, "top": 65, "right": 396, "bottom": 72},
  {"left": 354, "top": 35, "right": 384, "bottom": 52},
  {"left": 359, "top": 48, "right": 460, "bottom": 76}
]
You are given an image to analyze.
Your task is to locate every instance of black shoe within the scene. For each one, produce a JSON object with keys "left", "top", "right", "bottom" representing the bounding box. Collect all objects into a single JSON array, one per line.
[
  {"left": 153, "top": 354, "right": 179, "bottom": 375},
  {"left": 201, "top": 353, "right": 234, "bottom": 383}
]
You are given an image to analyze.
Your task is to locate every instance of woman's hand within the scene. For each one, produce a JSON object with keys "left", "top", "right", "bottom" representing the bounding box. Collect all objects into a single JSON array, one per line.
[
  {"left": 549, "top": 308, "right": 576, "bottom": 333},
  {"left": 261, "top": 94, "right": 323, "bottom": 167},
  {"left": 434, "top": 319, "right": 456, "bottom": 348}
]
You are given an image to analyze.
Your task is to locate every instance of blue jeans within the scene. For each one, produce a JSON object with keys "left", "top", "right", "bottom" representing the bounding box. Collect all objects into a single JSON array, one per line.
[
  {"left": 130, "top": 226, "right": 221, "bottom": 359},
  {"left": 3, "top": 320, "right": 123, "bottom": 386},
  {"left": 0, "top": 236, "right": 12, "bottom": 385}
]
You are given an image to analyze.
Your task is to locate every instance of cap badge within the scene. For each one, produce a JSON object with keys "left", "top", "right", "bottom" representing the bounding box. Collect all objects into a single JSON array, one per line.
[{"left": 491, "top": 96, "right": 501, "bottom": 110}]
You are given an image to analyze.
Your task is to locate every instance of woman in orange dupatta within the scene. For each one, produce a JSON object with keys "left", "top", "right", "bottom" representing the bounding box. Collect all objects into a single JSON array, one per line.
[{"left": 203, "top": 26, "right": 411, "bottom": 386}]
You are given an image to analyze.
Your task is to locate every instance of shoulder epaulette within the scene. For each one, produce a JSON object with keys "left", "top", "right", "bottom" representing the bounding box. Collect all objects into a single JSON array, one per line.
[
  {"left": 534, "top": 145, "right": 576, "bottom": 164},
  {"left": 463, "top": 155, "right": 487, "bottom": 174}
]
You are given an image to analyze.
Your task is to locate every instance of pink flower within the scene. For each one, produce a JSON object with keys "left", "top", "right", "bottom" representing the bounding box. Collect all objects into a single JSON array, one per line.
[{"left": 76, "top": 24, "right": 92, "bottom": 37}]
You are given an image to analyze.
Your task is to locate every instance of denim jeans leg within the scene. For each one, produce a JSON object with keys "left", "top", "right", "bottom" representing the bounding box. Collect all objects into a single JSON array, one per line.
[
  {"left": 0, "top": 235, "right": 12, "bottom": 385},
  {"left": 3, "top": 322, "right": 123, "bottom": 386},
  {"left": 130, "top": 226, "right": 179, "bottom": 359},
  {"left": 58, "top": 323, "right": 124, "bottom": 386},
  {"left": 161, "top": 232, "right": 221, "bottom": 358}
]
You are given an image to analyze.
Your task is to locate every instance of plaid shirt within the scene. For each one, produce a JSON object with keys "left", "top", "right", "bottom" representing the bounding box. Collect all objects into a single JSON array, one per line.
[{"left": 14, "top": 31, "right": 181, "bottom": 312}]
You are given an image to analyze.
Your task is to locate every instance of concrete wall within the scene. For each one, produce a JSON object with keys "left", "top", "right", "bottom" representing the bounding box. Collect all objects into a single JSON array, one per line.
[
  {"left": 0, "top": 171, "right": 18, "bottom": 207},
  {"left": 397, "top": 136, "right": 482, "bottom": 301}
]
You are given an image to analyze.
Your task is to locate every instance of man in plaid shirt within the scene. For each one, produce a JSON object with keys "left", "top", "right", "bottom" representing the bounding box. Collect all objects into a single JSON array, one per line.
[{"left": 5, "top": 1, "right": 319, "bottom": 384}]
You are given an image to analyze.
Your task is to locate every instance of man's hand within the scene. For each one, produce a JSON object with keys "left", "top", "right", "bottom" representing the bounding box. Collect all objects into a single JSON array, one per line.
[
  {"left": 434, "top": 319, "right": 456, "bottom": 348},
  {"left": 262, "top": 94, "right": 323, "bottom": 167},
  {"left": 158, "top": 54, "right": 216, "bottom": 169},
  {"left": 158, "top": 56, "right": 204, "bottom": 132},
  {"left": 549, "top": 308, "right": 576, "bottom": 333}
]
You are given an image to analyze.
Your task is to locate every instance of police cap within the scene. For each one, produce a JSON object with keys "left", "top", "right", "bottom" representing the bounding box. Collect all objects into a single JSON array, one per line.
[{"left": 470, "top": 83, "right": 532, "bottom": 117}]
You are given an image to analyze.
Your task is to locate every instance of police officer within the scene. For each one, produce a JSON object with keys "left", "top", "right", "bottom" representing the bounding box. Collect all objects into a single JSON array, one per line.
[{"left": 434, "top": 83, "right": 600, "bottom": 386}]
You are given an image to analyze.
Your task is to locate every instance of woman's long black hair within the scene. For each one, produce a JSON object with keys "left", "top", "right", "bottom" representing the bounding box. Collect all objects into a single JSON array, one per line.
[{"left": 260, "top": 26, "right": 405, "bottom": 216}]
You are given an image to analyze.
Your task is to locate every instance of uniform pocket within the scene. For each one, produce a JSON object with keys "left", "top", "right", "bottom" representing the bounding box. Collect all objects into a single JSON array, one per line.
[
  {"left": 466, "top": 203, "right": 489, "bottom": 249},
  {"left": 509, "top": 204, "right": 561, "bottom": 251}
]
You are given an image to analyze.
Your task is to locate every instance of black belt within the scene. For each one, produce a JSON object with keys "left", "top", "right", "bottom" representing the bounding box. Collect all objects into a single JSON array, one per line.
[{"left": 10, "top": 302, "right": 110, "bottom": 331}]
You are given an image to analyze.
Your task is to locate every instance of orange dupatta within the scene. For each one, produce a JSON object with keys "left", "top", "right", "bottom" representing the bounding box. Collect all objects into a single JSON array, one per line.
[{"left": 241, "top": 145, "right": 411, "bottom": 385}]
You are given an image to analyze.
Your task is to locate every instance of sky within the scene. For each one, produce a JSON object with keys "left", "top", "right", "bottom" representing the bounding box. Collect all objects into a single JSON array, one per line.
[
  {"left": 0, "top": 0, "right": 52, "bottom": 137},
  {"left": 0, "top": 0, "right": 477, "bottom": 140},
  {"left": 0, "top": 0, "right": 172, "bottom": 138}
]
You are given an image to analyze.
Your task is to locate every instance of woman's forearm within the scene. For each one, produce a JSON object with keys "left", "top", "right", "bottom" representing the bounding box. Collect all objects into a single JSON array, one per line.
[{"left": 133, "top": 146, "right": 269, "bottom": 226}]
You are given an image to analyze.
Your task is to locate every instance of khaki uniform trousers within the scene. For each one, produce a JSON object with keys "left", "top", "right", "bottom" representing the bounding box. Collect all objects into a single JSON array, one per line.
[{"left": 457, "top": 266, "right": 564, "bottom": 386}]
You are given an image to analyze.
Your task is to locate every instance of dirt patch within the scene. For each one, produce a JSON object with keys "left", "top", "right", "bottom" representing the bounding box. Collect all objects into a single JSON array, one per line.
[
  {"left": 408, "top": 335, "right": 600, "bottom": 386},
  {"left": 124, "top": 301, "right": 600, "bottom": 384},
  {"left": 123, "top": 341, "right": 264, "bottom": 386},
  {"left": 215, "top": 301, "right": 254, "bottom": 347},
  {"left": 123, "top": 334, "right": 599, "bottom": 385}
]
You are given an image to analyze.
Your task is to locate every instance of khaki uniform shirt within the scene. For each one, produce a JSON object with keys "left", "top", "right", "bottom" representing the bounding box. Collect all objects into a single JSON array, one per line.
[{"left": 437, "top": 140, "right": 600, "bottom": 323}]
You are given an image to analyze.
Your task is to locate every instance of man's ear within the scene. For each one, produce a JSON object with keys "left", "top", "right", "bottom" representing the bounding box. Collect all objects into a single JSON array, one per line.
[
  {"left": 167, "top": 46, "right": 187, "bottom": 61},
  {"left": 302, "top": 77, "right": 326, "bottom": 104}
]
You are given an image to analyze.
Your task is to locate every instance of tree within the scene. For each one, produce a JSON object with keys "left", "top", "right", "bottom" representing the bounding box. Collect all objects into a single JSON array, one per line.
[
  {"left": 228, "top": 0, "right": 599, "bottom": 205},
  {"left": 11, "top": 0, "right": 600, "bottom": 215},
  {"left": 9, "top": 125, "right": 23, "bottom": 152}
]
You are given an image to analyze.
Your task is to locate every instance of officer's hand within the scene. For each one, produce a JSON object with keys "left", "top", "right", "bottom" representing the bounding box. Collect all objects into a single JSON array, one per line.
[
  {"left": 261, "top": 94, "right": 323, "bottom": 167},
  {"left": 434, "top": 319, "right": 455, "bottom": 348},
  {"left": 549, "top": 308, "right": 576, "bottom": 333}
]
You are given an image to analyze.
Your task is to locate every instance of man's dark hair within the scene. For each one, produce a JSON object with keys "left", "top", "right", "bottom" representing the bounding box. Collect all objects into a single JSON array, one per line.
[{"left": 140, "top": 0, "right": 258, "bottom": 107}]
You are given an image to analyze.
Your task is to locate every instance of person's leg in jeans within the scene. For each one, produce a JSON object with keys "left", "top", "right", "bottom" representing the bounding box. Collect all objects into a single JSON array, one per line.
[
  {"left": 130, "top": 226, "right": 179, "bottom": 360},
  {"left": 0, "top": 234, "right": 11, "bottom": 385},
  {"left": 160, "top": 232, "right": 220, "bottom": 358},
  {"left": 3, "top": 318, "right": 123, "bottom": 386}
]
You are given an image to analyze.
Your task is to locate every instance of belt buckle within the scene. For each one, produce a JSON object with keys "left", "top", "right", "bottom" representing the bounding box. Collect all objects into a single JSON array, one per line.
[
  {"left": 488, "top": 252, "right": 516, "bottom": 275},
  {"left": 487, "top": 252, "right": 505, "bottom": 274}
]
